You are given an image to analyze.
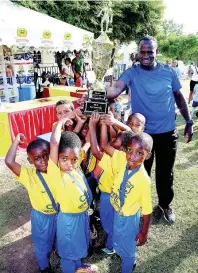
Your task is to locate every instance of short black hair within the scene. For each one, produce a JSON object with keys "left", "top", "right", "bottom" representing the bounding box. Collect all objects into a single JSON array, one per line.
[
  {"left": 59, "top": 132, "right": 82, "bottom": 153},
  {"left": 123, "top": 132, "right": 153, "bottom": 152},
  {"left": 27, "top": 139, "right": 50, "bottom": 154},
  {"left": 55, "top": 100, "right": 74, "bottom": 111},
  {"left": 139, "top": 35, "right": 158, "bottom": 48},
  {"left": 65, "top": 57, "right": 71, "bottom": 63}
]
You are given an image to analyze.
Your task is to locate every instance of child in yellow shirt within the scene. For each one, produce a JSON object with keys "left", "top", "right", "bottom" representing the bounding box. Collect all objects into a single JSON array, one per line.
[
  {"left": 50, "top": 118, "right": 98, "bottom": 273},
  {"left": 5, "top": 135, "right": 60, "bottom": 273},
  {"left": 126, "top": 113, "right": 146, "bottom": 133},
  {"left": 89, "top": 112, "right": 127, "bottom": 255},
  {"left": 101, "top": 126, "right": 153, "bottom": 273}
]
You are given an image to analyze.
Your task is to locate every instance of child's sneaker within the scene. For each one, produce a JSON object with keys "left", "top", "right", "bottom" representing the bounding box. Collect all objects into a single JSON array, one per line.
[
  {"left": 75, "top": 264, "right": 98, "bottom": 273},
  {"left": 101, "top": 247, "right": 115, "bottom": 255}
]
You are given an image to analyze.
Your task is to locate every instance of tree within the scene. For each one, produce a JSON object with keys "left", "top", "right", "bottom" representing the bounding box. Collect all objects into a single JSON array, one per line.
[
  {"left": 158, "top": 34, "right": 198, "bottom": 61},
  {"left": 161, "top": 19, "right": 183, "bottom": 37},
  {"left": 12, "top": 0, "right": 164, "bottom": 44}
]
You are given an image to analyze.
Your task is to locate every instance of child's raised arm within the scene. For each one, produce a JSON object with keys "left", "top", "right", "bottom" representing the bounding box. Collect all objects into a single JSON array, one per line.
[
  {"left": 100, "top": 123, "right": 115, "bottom": 157},
  {"left": 100, "top": 111, "right": 131, "bottom": 132},
  {"left": 50, "top": 117, "right": 73, "bottom": 164},
  {"left": 5, "top": 134, "right": 25, "bottom": 176},
  {"left": 89, "top": 112, "right": 103, "bottom": 160}
]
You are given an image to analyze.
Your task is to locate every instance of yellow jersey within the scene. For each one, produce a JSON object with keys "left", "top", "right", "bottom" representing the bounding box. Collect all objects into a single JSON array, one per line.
[
  {"left": 110, "top": 150, "right": 152, "bottom": 216},
  {"left": 16, "top": 159, "right": 60, "bottom": 214},
  {"left": 98, "top": 153, "right": 114, "bottom": 193},
  {"left": 80, "top": 149, "right": 96, "bottom": 174},
  {"left": 57, "top": 168, "right": 90, "bottom": 213}
]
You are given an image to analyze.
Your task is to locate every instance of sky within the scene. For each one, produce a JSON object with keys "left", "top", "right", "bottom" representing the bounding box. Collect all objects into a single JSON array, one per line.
[{"left": 164, "top": 0, "right": 198, "bottom": 34}]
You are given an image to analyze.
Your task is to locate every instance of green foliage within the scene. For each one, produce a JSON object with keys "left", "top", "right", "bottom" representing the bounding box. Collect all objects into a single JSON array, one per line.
[
  {"left": 158, "top": 34, "right": 198, "bottom": 61},
  {"left": 161, "top": 19, "right": 184, "bottom": 37},
  {"left": 12, "top": 0, "right": 164, "bottom": 44}
]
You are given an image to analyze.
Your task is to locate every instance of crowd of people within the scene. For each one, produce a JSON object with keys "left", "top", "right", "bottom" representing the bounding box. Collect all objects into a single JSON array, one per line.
[
  {"left": 4, "top": 35, "right": 194, "bottom": 273},
  {"left": 61, "top": 50, "right": 86, "bottom": 88}
]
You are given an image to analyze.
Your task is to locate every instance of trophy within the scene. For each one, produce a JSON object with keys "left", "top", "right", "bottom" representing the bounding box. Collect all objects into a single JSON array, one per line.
[{"left": 83, "top": 87, "right": 108, "bottom": 115}]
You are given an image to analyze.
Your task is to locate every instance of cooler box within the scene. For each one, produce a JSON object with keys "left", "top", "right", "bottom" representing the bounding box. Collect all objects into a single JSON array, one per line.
[{"left": 18, "top": 85, "right": 36, "bottom": 101}]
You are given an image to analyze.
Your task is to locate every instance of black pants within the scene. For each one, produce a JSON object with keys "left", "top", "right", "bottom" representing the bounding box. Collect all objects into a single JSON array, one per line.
[{"left": 144, "top": 130, "right": 178, "bottom": 209}]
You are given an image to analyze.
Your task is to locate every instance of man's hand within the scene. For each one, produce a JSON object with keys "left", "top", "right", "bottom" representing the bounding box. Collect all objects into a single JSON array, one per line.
[
  {"left": 15, "top": 133, "right": 26, "bottom": 145},
  {"left": 90, "top": 112, "right": 100, "bottom": 126},
  {"left": 100, "top": 111, "right": 115, "bottom": 126},
  {"left": 184, "top": 122, "right": 193, "bottom": 143},
  {"left": 136, "top": 231, "right": 148, "bottom": 246}
]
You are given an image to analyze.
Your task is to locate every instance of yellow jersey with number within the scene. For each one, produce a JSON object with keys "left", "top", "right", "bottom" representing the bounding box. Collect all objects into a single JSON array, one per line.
[
  {"left": 110, "top": 150, "right": 152, "bottom": 216},
  {"left": 57, "top": 169, "right": 90, "bottom": 213},
  {"left": 16, "top": 159, "right": 59, "bottom": 214}
]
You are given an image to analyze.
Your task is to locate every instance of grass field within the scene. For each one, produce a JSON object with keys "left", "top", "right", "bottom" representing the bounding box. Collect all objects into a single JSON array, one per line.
[{"left": 0, "top": 80, "right": 198, "bottom": 273}]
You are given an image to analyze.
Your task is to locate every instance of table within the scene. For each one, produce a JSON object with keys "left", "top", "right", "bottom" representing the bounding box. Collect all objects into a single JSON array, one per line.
[
  {"left": 42, "top": 86, "right": 87, "bottom": 99},
  {"left": 0, "top": 96, "right": 78, "bottom": 158}
]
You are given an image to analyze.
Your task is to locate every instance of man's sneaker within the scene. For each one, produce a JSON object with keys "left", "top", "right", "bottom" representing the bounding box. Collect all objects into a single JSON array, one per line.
[
  {"left": 101, "top": 247, "right": 115, "bottom": 255},
  {"left": 75, "top": 263, "right": 98, "bottom": 273},
  {"left": 152, "top": 205, "right": 163, "bottom": 220},
  {"left": 163, "top": 207, "right": 175, "bottom": 224}
]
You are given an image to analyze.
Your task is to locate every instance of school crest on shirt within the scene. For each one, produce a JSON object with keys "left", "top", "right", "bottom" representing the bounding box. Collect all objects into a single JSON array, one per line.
[{"left": 125, "top": 182, "right": 134, "bottom": 196}]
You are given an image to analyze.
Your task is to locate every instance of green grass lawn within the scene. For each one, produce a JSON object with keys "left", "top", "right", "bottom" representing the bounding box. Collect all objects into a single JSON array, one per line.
[{"left": 0, "top": 80, "right": 198, "bottom": 273}]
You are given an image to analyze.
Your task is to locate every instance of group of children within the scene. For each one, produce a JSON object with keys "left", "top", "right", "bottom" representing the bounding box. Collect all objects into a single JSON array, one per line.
[{"left": 5, "top": 97, "right": 153, "bottom": 273}]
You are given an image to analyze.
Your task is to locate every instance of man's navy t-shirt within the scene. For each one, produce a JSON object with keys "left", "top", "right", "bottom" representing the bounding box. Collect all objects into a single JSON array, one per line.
[{"left": 120, "top": 62, "right": 182, "bottom": 134}]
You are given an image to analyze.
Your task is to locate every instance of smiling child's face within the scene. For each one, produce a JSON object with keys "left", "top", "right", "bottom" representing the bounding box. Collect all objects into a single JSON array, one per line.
[
  {"left": 28, "top": 146, "right": 50, "bottom": 173},
  {"left": 125, "top": 139, "right": 151, "bottom": 170}
]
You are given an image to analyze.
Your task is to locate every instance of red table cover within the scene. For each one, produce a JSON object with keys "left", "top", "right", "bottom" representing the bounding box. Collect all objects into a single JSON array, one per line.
[{"left": 8, "top": 105, "right": 58, "bottom": 149}]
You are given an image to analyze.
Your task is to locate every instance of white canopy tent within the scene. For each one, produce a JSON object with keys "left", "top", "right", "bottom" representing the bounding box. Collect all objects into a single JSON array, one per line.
[{"left": 0, "top": 0, "right": 93, "bottom": 50}]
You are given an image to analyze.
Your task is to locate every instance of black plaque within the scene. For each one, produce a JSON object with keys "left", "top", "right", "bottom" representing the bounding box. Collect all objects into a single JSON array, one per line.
[
  {"left": 91, "top": 90, "right": 106, "bottom": 100},
  {"left": 84, "top": 101, "right": 108, "bottom": 115}
]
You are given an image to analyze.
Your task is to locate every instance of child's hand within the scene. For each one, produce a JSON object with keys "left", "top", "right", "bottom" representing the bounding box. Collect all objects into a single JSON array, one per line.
[
  {"left": 100, "top": 111, "right": 115, "bottom": 126},
  {"left": 60, "top": 117, "right": 73, "bottom": 127},
  {"left": 15, "top": 133, "right": 26, "bottom": 145},
  {"left": 136, "top": 231, "right": 148, "bottom": 246},
  {"left": 90, "top": 112, "right": 100, "bottom": 126},
  {"left": 74, "top": 107, "right": 88, "bottom": 121}
]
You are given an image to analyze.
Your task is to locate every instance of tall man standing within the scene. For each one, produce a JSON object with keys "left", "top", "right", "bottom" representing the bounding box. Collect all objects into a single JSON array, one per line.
[{"left": 107, "top": 35, "right": 193, "bottom": 224}]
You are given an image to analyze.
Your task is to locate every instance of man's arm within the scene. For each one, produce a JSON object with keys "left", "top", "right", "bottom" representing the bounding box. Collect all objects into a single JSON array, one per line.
[
  {"left": 174, "top": 90, "right": 193, "bottom": 143},
  {"left": 5, "top": 134, "right": 25, "bottom": 176},
  {"left": 107, "top": 80, "right": 127, "bottom": 100}
]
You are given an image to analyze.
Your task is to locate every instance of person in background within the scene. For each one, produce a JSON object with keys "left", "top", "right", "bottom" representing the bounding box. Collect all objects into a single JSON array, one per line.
[
  {"left": 75, "top": 72, "right": 83, "bottom": 87},
  {"left": 172, "top": 59, "right": 182, "bottom": 79},
  {"left": 188, "top": 60, "right": 198, "bottom": 103},
  {"left": 189, "top": 83, "right": 198, "bottom": 118},
  {"left": 72, "top": 50, "right": 86, "bottom": 83},
  {"left": 62, "top": 58, "right": 74, "bottom": 86},
  {"left": 107, "top": 35, "right": 193, "bottom": 224}
]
